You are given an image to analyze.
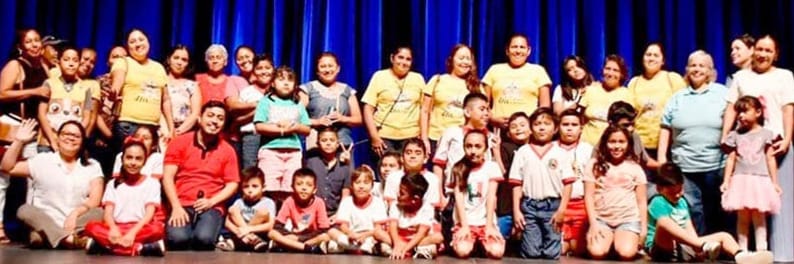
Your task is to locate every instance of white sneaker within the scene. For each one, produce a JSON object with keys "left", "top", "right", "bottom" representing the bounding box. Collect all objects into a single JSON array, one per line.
[
  {"left": 359, "top": 237, "right": 376, "bottom": 254},
  {"left": 336, "top": 234, "right": 351, "bottom": 249},
  {"left": 380, "top": 243, "right": 393, "bottom": 257},
  {"left": 735, "top": 250, "right": 774, "bottom": 264},
  {"left": 325, "top": 240, "right": 344, "bottom": 254},
  {"left": 701, "top": 241, "right": 721, "bottom": 261},
  {"left": 413, "top": 245, "right": 436, "bottom": 259},
  {"left": 216, "top": 238, "right": 235, "bottom": 251}
]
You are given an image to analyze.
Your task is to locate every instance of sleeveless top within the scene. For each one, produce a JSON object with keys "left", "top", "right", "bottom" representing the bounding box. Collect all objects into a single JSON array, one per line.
[{"left": 1, "top": 58, "right": 47, "bottom": 118}]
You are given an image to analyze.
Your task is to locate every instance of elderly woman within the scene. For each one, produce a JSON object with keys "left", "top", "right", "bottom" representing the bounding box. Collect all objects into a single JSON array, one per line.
[
  {"left": 482, "top": 34, "right": 552, "bottom": 128},
  {"left": 196, "top": 44, "right": 248, "bottom": 105},
  {"left": 1, "top": 120, "right": 104, "bottom": 249},
  {"left": 722, "top": 35, "right": 794, "bottom": 262},
  {"left": 110, "top": 29, "right": 175, "bottom": 149},
  {"left": 627, "top": 43, "right": 687, "bottom": 157},
  {"left": 657, "top": 50, "right": 727, "bottom": 235}
]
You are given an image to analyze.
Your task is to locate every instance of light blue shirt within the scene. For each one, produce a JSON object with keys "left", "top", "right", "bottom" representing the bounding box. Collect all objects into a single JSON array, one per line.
[
  {"left": 254, "top": 95, "right": 311, "bottom": 150},
  {"left": 661, "top": 82, "right": 727, "bottom": 172}
]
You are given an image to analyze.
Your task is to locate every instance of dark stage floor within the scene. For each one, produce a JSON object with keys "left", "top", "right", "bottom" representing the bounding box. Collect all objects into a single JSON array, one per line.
[{"left": 0, "top": 243, "right": 756, "bottom": 264}]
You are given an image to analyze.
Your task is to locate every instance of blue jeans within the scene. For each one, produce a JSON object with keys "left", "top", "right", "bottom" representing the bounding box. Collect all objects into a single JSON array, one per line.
[
  {"left": 497, "top": 215, "right": 513, "bottom": 239},
  {"left": 519, "top": 197, "right": 561, "bottom": 259},
  {"left": 239, "top": 132, "right": 261, "bottom": 170},
  {"left": 112, "top": 121, "right": 141, "bottom": 153},
  {"left": 682, "top": 169, "right": 724, "bottom": 235},
  {"left": 166, "top": 207, "right": 224, "bottom": 251}
]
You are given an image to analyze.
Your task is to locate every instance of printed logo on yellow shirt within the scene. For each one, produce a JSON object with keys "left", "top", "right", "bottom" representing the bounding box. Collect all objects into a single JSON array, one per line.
[
  {"left": 498, "top": 81, "right": 521, "bottom": 104},
  {"left": 442, "top": 96, "right": 465, "bottom": 118},
  {"left": 393, "top": 93, "right": 414, "bottom": 113},
  {"left": 135, "top": 80, "right": 161, "bottom": 103}
]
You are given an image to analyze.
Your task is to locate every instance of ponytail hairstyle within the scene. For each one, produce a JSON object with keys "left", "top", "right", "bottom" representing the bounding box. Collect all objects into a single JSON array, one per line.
[{"left": 452, "top": 129, "right": 489, "bottom": 192}]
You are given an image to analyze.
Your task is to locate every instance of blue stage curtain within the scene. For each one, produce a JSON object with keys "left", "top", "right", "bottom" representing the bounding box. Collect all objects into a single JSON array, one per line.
[{"left": 2, "top": 0, "right": 794, "bottom": 161}]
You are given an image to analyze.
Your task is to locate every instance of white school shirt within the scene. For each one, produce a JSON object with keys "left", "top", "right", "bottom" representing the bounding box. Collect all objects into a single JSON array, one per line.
[
  {"left": 453, "top": 161, "right": 502, "bottom": 226},
  {"left": 388, "top": 202, "right": 435, "bottom": 231},
  {"left": 383, "top": 170, "right": 442, "bottom": 208},
  {"left": 237, "top": 85, "right": 266, "bottom": 133},
  {"left": 508, "top": 142, "right": 575, "bottom": 200},
  {"left": 558, "top": 141, "right": 594, "bottom": 199},
  {"left": 727, "top": 68, "right": 794, "bottom": 137},
  {"left": 102, "top": 177, "right": 161, "bottom": 223},
  {"left": 334, "top": 196, "right": 388, "bottom": 232},
  {"left": 432, "top": 126, "right": 496, "bottom": 194},
  {"left": 28, "top": 152, "right": 103, "bottom": 227},
  {"left": 112, "top": 152, "right": 164, "bottom": 179}
]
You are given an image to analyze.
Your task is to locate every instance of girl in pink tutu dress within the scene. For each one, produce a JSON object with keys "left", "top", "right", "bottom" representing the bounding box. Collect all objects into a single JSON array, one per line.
[{"left": 720, "top": 95, "right": 782, "bottom": 252}]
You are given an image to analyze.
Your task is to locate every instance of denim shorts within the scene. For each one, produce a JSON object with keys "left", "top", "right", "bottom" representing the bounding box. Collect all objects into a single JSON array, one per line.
[{"left": 596, "top": 219, "right": 641, "bottom": 234}]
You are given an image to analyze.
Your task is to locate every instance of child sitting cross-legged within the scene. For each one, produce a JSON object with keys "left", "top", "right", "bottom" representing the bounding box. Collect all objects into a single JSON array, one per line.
[
  {"left": 216, "top": 167, "right": 277, "bottom": 252},
  {"left": 268, "top": 169, "right": 331, "bottom": 254},
  {"left": 326, "top": 165, "right": 390, "bottom": 254}
]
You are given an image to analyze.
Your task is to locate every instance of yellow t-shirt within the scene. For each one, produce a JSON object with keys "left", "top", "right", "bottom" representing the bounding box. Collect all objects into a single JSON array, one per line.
[
  {"left": 627, "top": 71, "right": 686, "bottom": 149},
  {"left": 482, "top": 63, "right": 552, "bottom": 119},
  {"left": 361, "top": 69, "right": 425, "bottom": 140},
  {"left": 112, "top": 57, "right": 168, "bottom": 125},
  {"left": 579, "top": 85, "right": 633, "bottom": 145},
  {"left": 423, "top": 74, "right": 471, "bottom": 140},
  {"left": 41, "top": 77, "right": 100, "bottom": 144}
]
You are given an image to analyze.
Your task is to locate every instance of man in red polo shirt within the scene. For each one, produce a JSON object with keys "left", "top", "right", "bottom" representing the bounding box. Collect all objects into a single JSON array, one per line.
[{"left": 162, "top": 100, "right": 240, "bottom": 250}]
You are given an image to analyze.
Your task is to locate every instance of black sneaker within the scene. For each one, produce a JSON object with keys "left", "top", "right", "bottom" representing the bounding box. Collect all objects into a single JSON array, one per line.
[
  {"left": 85, "top": 238, "right": 107, "bottom": 255},
  {"left": 140, "top": 240, "right": 166, "bottom": 257}
]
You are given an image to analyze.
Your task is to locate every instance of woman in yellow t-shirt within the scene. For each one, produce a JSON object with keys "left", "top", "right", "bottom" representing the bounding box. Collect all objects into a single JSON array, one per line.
[
  {"left": 579, "top": 55, "right": 633, "bottom": 145},
  {"left": 420, "top": 44, "right": 481, "bottom": 151},
  {"left": 110, "top": 29, "right": 174, "bottom": 150},
  {"left": 482, "top": 34, "right": 552, "bottom": 128},
  {"left": 362, "top": 46, "right": 425, "bottom": 158},
  {"left": 627, "top": 43, "right": 686, "bottom": 154}
]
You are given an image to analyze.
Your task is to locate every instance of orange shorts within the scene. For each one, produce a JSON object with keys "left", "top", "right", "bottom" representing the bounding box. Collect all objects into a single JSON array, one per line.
[{"left": 562, "top": 198, "right": 588, "bottom": 241}]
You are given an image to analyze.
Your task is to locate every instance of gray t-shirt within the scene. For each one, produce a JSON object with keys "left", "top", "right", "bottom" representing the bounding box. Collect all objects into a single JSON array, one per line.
[
  {"left": 724, "top": 128, "right": 775, "bottom": 176},
  {"left": 300, "top": 80, "right": 356, "bottom": 146},
  {"left": 231, "top": 197, "right": 277, "bottom": 222}
]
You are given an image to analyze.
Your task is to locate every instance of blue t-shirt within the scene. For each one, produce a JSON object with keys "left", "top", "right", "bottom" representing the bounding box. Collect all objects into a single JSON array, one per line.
[
  {"left": 231, "top": 197, "right": 277, "bottom": 223},
  {"left": 646, "top": 195, "right": 690, "bottom": 249},
  {"left": 661, "top": 83, "right": 727, "bottom": 172},
  {"left": 254, "top": 95, "right": 311, "bottom": 150},
  {"left": 300, "top": 80, "right": 356, "bottom": 146}
]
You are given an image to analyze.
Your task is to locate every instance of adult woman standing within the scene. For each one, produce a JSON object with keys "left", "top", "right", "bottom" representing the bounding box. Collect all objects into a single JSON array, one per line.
[
  {"left": 627, "top": 43, "right": 687, "bottom": 156},
  {"left": 300, "top": 52, "right": 362, "bottom": 151},
  {"left": 726, "top": 34, "right": 755, "bottom": 87},
  {"left": 657, "top": 50, "right": 727, "bottom": 235},
  {"left": 1, "top": 120, "right": 103, "bottom": 249},
  {"left": 482, "top": 34, "right": 552, "bottom": 128},
  {"left": 420, "top": 44, "right": 480, "bottom": 150},
  {"left": 233, "top": 45, "right": 255, "bottom": 84},
  {"left": 0, "top": 28, "right": 50, "bottom": 243},
  {"left": 196, "top": 45, "right": 248, "bottom": 105},
  {"left": 552, "top": 55, "right": 597, "bottom": 114},
  {"left": 579, "top": 55, "right": 633, "bottom": 145},
  {"left": 722, "top": 35, "right": 794, "bottom": 262},
  {"left": 109, "top": 29, "right": 174, "bottom": 149},
  {"left": 164, "top": 45, "right": 201, "bottom": 136},
  {"left": 362, "top": 46, "right": 424, "bottom": 165}
]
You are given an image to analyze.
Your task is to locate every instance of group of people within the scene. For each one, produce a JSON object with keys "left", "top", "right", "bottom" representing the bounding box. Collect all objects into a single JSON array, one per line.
[{"left": 0, "top": 27, "right": 791, "bottom": 263}]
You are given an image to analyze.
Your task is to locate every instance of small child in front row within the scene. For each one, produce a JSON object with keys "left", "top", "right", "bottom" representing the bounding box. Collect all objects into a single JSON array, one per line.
[
  {"left": 509, "top": 107, "right": 573, "bottom": 259},
  {"left": 85, "top": 138, "right": 165, "bottom": 256},
  {"left": 450, "top": 130, "right": 505, "bottom": 259},
  {"left": 383, "top": 173, "right": 444, "bottom": 259},
  {"left": 327, "top": 166, "right": 390, "bottom": 254},
  {"left": 268, "top": 169, "right": 331, "bottom": 254},
  {"left": 720, "top": 96, "right": 782, "bottom": 253},
  {"left": 372, "top": 151, "right": 402, "bottom": 199},
  {"left": 584, "top": 125, "right": 647, "bottom": 261},
  {"left": 217, "top": 167, "right": 276, "bottom": 252},
  {"left": 646, "top": 163, "right": 773, "bottom": 263},
  {"left": 556, "top": 109, "right": 594, "bottom": 256}
]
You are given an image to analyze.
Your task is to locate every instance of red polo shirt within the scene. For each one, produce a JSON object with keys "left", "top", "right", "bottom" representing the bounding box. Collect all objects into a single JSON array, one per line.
[{"left": 164, "top": 131, "right": 240, "bottom": 213}]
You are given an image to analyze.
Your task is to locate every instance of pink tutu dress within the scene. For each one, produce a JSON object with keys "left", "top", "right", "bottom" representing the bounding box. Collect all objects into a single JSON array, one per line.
[{"left": 721, "top": 128, "right": 781, "bottom": 214}]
